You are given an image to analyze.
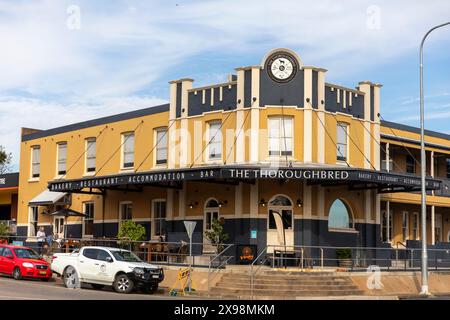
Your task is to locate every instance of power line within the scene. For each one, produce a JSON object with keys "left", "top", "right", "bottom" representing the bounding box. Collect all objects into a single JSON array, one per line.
[
  {"left": 57, "top": 125, "right": 108, "bottom": 181},
  {"left": 134, "top": 118, "right": 177, "bottom": 172},
  {"left": 224, "top": 108, "right": 251, "bottom": 165},
  {"left": 94, "top": 120, "right": 144, "bottom": 177},
  {"left": 312, "top": 103, "right": 351, "bottom": 168},
  {"left": 189, "top": 110, "right": 233, "bottom": 168},
  {"left": 378, "top": 113, "right": 421, "bottom": 166}
]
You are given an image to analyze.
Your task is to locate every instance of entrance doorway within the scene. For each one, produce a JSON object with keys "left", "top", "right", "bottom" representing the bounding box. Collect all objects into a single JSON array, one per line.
[
  {"left": 54, "top": 217, "right": 65, "bottom": 239},
  {"left": 203, "top": 198, "right": 220, "bottom": 253},
  {"left": 267, "top": 195, "right": 294, "bottom": 253}
]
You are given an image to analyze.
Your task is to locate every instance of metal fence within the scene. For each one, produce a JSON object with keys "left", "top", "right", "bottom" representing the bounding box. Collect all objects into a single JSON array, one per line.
[
  {"left": 0, "top": 235, "right": 234, "bottom": 269},
  {"left": 250, "top": 244, "right": 450, "bottom": 272}
]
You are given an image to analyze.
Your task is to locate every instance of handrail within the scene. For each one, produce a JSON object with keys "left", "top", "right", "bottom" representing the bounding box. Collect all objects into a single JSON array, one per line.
[
  {"left": 250, "top": 246, "right": 269, "bottom": 299},
  {"left": 207, "top": 244, "right": 234, "bottom": 293}
]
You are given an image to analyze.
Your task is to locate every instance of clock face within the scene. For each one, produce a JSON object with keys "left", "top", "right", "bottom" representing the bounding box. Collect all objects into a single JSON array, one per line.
[{"left": 266, "top": 52, "right": 298, "bottom": 83}]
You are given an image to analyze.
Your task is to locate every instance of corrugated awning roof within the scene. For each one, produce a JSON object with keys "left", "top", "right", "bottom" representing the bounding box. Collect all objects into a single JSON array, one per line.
[{"left": 28, "top": 189, "right": 67, "bottom": 206}]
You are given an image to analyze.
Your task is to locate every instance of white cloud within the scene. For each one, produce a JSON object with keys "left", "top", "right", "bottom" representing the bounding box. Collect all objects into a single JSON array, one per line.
[{"left": 0, "top": 96, "right": 167, "bottom": 170}]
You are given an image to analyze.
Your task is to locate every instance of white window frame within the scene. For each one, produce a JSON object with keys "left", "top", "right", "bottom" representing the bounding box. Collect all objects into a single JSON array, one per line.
[
  {"left": 53, "top": 217, "right": 65, "bottom": 238},
  {"left": 336, "top": 122, "right": 349, "bottom": 163},
  {"left": 56, "top": 142, "right": 67, "bottom": 177},
  {"left": 28, "top": 206, "right": 39, "bottom": 237},
  {"left": 119, "top": 201, "right": 133, "bottom": 227},
  {"left": 121, "top": 132, "right": 135, "bottom": 170},
  {"left": 402, "top": 211, "right": 409, "bottom": 242},
  {"left": 381, "top": 209, "right": 393, "bottom": 242},
  {"left": 30, "top": 146, "right": 41, "bottom": 180},
  {"left": 268, "top": 116, "right": 294, "bottom": 158},
  {"left": 151, "top": 199, "right": 166, "bottom": 238},
  {"left": 206, "top": 121, "right": 222, "bottom": 162},
  {"left": 412, "top": 212, "right": 419, "bottom": 240},
  {"left": 85, "top": 138, "right": 96, "bottom": 175},
  {"left": 204, "top": 198, "right": 220, "bottom": 232},
  {"left": 435, "top": 213, "right": 443, "bottom": 243},
  {"left": 82, "top": 202, "right": 95, "bottom": 238},
  {"left": 154, "top": 127, "right": 168, "bottom": 166}
]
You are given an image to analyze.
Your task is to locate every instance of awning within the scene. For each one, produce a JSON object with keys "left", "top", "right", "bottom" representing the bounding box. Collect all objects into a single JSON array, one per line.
[
  {"left": 47, "top": 165, "right": 443, "bottom": 194},
  {"left": 28, "top": 189, "right": 68, "bottom": 206},
  {"left": 48, "top": 208, "right": 85, "bottom": 217}
]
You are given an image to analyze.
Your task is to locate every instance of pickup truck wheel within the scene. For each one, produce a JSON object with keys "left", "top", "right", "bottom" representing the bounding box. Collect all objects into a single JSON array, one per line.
[
  {"left": 113, "top": 274, "right": 134, "bottom": 294},
  {"left": 63, "top": 266, "right": 80, "bottom": 289},
  {"left": 12, "top": 267, "right": 22, "bottom": 280},
  {"left": 90, "top": 284, "right": 105, "bottom": 290}
]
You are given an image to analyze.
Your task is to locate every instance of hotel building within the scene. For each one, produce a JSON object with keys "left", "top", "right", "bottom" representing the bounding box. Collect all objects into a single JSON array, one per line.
[{"left": 14, "top": 48, "right": 450, "bottom": 260}]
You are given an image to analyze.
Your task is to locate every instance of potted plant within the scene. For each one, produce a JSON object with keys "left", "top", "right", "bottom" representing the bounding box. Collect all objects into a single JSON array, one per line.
[
  {"left": 117, "top": 221, "right": 146, "bottom": 253},
  {"left": 336, "top": 248, "right": 352, "bottom": 268},
  {"left": 204, "top": 218, "right": 229, "bottom": 254}
]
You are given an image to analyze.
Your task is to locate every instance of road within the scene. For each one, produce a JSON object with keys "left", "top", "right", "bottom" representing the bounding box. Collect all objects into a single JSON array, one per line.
[{"left": 0, "top": 275, "right": 196, "bottom": 300}]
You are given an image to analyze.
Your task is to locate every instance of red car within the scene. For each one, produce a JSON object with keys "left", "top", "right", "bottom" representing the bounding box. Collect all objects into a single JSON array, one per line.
[{"left": 0, "top": 245, "right": 52, "bottom": 281}]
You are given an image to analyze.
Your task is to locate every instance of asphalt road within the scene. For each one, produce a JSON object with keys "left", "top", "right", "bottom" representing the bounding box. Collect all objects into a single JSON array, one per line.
[{"left": 0, "top": 275, "right": 195, "bottom": 300}]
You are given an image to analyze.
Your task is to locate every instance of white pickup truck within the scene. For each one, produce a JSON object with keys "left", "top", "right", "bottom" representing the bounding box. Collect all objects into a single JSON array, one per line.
[{"left": 51, "top": 246, "right": 164, "bottom": 294}]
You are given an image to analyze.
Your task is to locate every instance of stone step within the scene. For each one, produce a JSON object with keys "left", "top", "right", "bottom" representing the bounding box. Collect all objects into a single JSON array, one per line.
[
  {"left": 216, "top": 279, "right": 353, "bottom": 286},
  {"left": 209, "top": 287, "right": 364, "bottom": 297},
  {"left": 220, "top": 275, "right": 352, "bottom": 283},
  {"left": 213, "top": 284, "right": 360, "bottom": 291}
]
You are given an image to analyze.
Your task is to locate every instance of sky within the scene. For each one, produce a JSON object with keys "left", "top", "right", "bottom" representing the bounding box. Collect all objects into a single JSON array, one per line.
[{"left": 1, "top": 0, "right": 450, "bottom": 170}]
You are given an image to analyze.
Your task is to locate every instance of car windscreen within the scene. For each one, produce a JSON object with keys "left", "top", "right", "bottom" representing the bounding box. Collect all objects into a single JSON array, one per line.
[
  {"left": 14, "top": 248, "right": 40, "bottom": 259},
  {"left": 111, "top": 250, "right": 142, "bottom": 262}
]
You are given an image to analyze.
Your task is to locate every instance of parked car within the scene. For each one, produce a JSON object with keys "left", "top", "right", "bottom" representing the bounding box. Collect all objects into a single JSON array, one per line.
[
  {"left": 51, "top": 246, "right": 164, "bottom": 294},
  {"left": 0, "top": 244, "right": 52, "bottom": 281}
]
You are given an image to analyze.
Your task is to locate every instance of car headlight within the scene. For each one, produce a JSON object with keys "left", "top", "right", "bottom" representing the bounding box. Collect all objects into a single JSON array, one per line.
[
  {"left": 22, "top": 262, "right": 34, "bottom": 268},
  {"left": 133, "top": 267, "right": 145, "bottom": 275}
]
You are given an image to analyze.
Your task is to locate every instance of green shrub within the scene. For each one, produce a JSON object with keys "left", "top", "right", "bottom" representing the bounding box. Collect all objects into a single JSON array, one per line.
[
  {"left": 0, "top": 222, "right": 9, "bottom": 237},
  {"left": 117, "top": 221, "right": 146, "bottom": 242},
  {"left": 204, "top": 218, "right": 229, "bottom": 253},
  {"left": 336, "top": 248, "right": 352, "bottom": 259}
]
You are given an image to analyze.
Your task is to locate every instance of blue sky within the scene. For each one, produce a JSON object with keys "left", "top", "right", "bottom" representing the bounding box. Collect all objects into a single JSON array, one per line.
[{"left": 1, "top": 0, "right": 450, "bottom": 169}]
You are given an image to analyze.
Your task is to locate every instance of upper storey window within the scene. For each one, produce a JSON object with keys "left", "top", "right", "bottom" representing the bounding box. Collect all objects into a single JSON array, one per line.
[
  {"left": 336, "top": 122, "right": 348, "bottom": 162},
  {"left": 121, "top": 132, "right": 135, "bottom": 169},
  {"left": 207, "top": 121, "right": 222, "bottom": 161},
  {"left": 155, "top": 127, "right": 168, "bottom": 165},
  {"left": 268, "top": 116, "right": 293, "bottom": 157},
  {"left": 30, "top": 146, "right": 41, "bottom": 179},
  {"left": 85, "top": 138, "right": 96, "bottom": 173},
  {"left": 406, "top": 155, "right": 415, "bottom": 174},
  {"left": 57, "top": 142, "right": 67, "bottom": 176}
]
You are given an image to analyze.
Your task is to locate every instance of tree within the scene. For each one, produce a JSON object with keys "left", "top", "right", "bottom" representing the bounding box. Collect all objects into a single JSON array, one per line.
[
  {"left": 0, "top": 146, "right": 12, "bottom": 174},
  {"left": 117, "top": 221, "right": 146, "bottom": 251},
  {"left": 204, "top": 218, "right": 229, "bottom": 253}
]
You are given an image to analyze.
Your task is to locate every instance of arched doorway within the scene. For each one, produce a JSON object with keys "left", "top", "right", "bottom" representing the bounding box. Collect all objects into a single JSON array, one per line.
[
  {"left": 203, "top": 198, "right": 220, "bottom": 253},
  {"left": 267, "top": 195, "right": 294, "bottom": 252}
]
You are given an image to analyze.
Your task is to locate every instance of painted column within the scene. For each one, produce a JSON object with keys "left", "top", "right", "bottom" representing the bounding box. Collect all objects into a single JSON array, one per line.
[
  {"left": 386, "top": 142, "right": 390, "bottom": 172},
  {"left": 235, "top": 182, "right": 243, "bottom": 218},
  {"left": 317, "top": 69, "right": 327, "bottom": 164},
  {"left": 358, "top": 82, "right": 372, "bottom": 170},
  {"left": 235, "top": 69, "right": 245, "bottom": 163},
  {"left": 250, "top": 66, "right": 260, "bottom": 163},
  {"left": 386, "top": 200, "right": 390, "bottom": 242},
  {"left": 180, "top": 79, "right": 193, "bottom": 168},
  {"left": 431, "top": 150, "right": 435, "bottom": 196},
  {"left": 303, "top": 68, "right": 313, "bottom": 163},
  {"left": 431, "top": 205, "right": 435, "bottom": 245},
  {"left": 179, "top": 181, "right": 186, "bottom": 220},
  {"left": 250, "top": 180, "right": 259, "bottom": 218},
  {"left": 302, "top": 180, "right": 312, "bottom": 246}
]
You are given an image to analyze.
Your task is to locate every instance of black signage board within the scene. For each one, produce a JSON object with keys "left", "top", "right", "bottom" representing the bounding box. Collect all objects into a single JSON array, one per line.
[
  {"left": 0, "top": 173, "right": 19, "bottom": 189},
  {"left": 48, "top": 166, "right": 441, "bottom": 192}
]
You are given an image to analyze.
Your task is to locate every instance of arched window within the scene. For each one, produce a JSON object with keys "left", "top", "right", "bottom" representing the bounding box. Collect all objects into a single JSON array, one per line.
[
  {"left": 269, "top": 195, "right": 292, "bottom": 207},
  {"left": 328, "top": 199, "right": 353, "bottom": 229},
  {"left": 205, "top": 199, "right": 219, "bottom": 208}
]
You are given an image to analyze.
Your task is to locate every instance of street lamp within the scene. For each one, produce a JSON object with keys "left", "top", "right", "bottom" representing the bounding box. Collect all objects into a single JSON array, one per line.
[{"left": 419, "top": 22, "right": 450, "bottom": 296}]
